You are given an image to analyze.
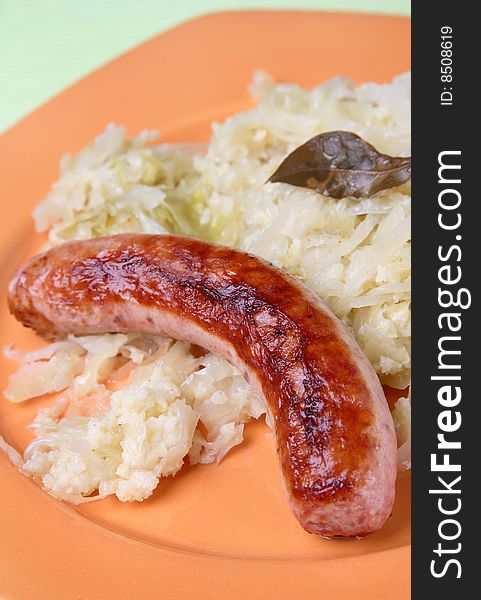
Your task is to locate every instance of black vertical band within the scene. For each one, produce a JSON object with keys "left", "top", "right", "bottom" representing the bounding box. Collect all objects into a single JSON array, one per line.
[{"left": 412, "top": 2, "right": 476, "bottom": 596}]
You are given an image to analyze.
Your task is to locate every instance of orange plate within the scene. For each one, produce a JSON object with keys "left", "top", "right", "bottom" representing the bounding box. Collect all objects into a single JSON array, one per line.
[{"left": 0, "top": 11, "right": 411, "bottom": 599}]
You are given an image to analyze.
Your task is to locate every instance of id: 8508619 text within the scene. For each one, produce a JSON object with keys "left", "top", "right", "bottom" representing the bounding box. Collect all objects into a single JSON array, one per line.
[{"left": 440, "top": 26, "right": 453, "bottom": 106}]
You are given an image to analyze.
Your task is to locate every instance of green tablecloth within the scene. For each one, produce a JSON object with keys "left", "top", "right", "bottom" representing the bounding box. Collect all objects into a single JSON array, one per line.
[{"left": 0, "top": 0, "right": 410, "bottom": 133}]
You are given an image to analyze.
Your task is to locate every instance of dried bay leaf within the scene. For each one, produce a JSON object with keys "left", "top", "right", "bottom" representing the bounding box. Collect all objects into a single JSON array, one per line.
[{"left": 268, "top": 131, "right": 411, "bottom": 199}]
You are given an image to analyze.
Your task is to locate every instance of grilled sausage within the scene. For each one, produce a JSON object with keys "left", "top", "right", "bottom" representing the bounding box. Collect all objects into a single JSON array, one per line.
[{"left": 7, "top": 234, "right": 397, "bottom": 538}]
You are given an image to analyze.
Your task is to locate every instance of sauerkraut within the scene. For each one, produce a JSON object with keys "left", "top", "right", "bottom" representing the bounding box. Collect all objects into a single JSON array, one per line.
[
  {"left": 4, "top": 335, "right": 264, "bottom": 502},
  {"left": 2, "top": 72, "right": 411, "bottom": 502}
]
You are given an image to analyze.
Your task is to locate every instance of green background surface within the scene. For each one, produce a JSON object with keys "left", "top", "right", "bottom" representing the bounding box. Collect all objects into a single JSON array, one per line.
[{"left": 0, "top": 0, "right": 410, "bottom": 133}]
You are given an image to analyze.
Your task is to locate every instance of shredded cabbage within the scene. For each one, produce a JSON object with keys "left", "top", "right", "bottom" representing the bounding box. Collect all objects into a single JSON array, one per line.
[
  {"left": 4, "top": 337, "right": 264, "bottom": 503},
  {"left": 2, "top": 71, "right": 411, "bottom": 501}
]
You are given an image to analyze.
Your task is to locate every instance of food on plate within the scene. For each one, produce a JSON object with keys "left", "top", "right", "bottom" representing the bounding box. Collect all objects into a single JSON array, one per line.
[
  {"left": 1, "top": 72, "right": 410, "bottom": 537},
  {"left": 8, "top": 233, "right": 397, "bottom": 538},
  {"left": 4, "top": 334, "right": 265, "bottom": 502},
  {"left": 32, "top": 71, "right": 411, "bottom": 391}
]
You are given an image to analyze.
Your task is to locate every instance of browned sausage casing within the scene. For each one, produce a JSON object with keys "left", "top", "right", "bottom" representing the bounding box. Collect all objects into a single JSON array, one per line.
[{"left": 8, "top": 234, "right": 397, "bottom": 538}]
